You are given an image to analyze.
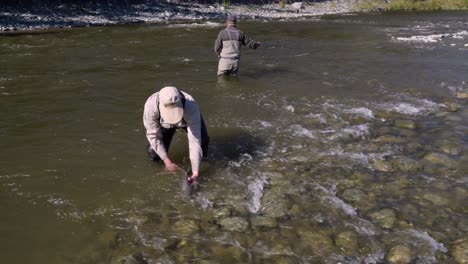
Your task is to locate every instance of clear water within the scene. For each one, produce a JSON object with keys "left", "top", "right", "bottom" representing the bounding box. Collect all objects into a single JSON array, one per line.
[{"left": 0, "top": 11, "right": 467, "bottom": 263}]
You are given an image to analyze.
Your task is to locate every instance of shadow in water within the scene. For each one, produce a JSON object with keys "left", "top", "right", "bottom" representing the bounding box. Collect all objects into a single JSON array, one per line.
[{"left": 207, "top": 127, "right": 267, "bottom": 162}]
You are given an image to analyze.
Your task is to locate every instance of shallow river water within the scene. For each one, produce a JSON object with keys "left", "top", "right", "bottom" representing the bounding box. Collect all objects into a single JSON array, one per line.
[{"left": 1, "top": 11, "right": 467, "bottom": 264}]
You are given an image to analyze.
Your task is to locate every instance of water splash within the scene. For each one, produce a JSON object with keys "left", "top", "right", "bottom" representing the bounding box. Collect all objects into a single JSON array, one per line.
[{"left": 247, "top": 176, "right": 268, "bottom": 213}]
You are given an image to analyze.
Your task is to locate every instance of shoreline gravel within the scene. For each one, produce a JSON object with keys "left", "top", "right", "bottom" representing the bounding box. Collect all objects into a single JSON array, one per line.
[{"left": 0, "top": 1, "right": 357, "bottom": 32}]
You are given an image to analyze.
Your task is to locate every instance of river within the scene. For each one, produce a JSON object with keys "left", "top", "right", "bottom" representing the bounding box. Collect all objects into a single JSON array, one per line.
[{"left": 0, "top": 11, "right": 467, "bottom": 264}]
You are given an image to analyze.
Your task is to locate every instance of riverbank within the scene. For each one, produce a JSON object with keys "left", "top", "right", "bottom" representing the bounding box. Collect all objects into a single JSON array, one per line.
[{"left": 0, "top": 1, "right": 356, "bottom": 32}]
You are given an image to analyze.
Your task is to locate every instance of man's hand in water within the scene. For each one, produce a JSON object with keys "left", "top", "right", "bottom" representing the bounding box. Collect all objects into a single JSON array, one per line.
[
  {"left": 163, "top": 158, "right": 177, "bottom": 171},
  {"left": 187, "top": 171, "right": 199, "bottom": 184}
]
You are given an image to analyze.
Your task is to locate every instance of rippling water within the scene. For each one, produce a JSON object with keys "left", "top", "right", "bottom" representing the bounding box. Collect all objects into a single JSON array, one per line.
[{"left": 1, "top": 11, "right": 467, "bottom": 264}]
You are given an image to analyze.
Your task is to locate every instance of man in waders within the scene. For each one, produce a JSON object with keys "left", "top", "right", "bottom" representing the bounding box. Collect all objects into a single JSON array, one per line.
[
  {"left": 143, "top": 86, "right": 209, "bottom": 184},
  {"left": 214, "top": 14, "right": 261, "bottom": 76}
]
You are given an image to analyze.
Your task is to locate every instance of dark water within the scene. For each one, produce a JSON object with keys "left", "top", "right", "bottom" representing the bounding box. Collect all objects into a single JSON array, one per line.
[{"left": 1, "top": 12, "right": 467, "bottom": 263}]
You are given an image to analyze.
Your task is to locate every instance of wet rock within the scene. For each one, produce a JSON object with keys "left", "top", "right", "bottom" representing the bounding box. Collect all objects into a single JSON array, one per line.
[
  {"left": 300, "top": 230, "right": 334, "bottom": 255},
  {"left": 219, "top": 217, "right": 249, "bottom": 232},
  {"left": 335, "top": 230, "right": 358, "bottom": 254},
  {"left": 452, "top": 240, "right": 468, "bottom": 264},
  {"left": 404, "top": 142, "right": 424, "bottom": 155},
  {"left": 445, "top": 101, "right": 462, "bottom": 112},
  {"left": 423, "top": 152, "right": 456, "bottom": 167},
  {"left": 423, "top": 193, "right": 449, "bottom": 206},
  {"left": 259, "top": 255, "right": 298, "bottom": 264},
  {"left": 212, "top": 207, "right": 231, "bottom": 219},
  {"left": 251, "top": 216, "right": 277, "bottom": 231},
  {"left": 375, "top": 109, "right": 402, "bottom": 120},
  {"left": 372, "top": 159, "right": 394, "bottom": 172},
  {"left": 440, "top": 143, "right": 462, "bottom": 156},
  {"left": 172, "top": 219, "right": 199, "bottom": 236},
  {"left": 261, "top": 191, "right": 290, "bottom": 219},
  {"left": 386, "top": 245, "right": 412, "bottom": 264},
  {"left": 456, "top": 91, "right": 468, "bottom": 99},
  {"left": 375, "top": 135, "right": 405, "bottom": 143},
  {"left": 391, "top": 157, "right": 423, "bottom": 172},
  {"left": 342, "top": 188, "right": 367, "bottom": 203},
  {"left": 394, "top": 120, "right": 416, "bottom": 130},
  {"left": 369, "top": 209, "right": 397, "bottom": 229},
  {"left": 210, "top": 244, "right": 249, "bottom": 263}
]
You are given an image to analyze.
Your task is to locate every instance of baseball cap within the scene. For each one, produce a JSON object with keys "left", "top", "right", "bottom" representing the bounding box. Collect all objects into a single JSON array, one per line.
[{"left": 159, "top": 86, "right": 184, "bottom": 124}]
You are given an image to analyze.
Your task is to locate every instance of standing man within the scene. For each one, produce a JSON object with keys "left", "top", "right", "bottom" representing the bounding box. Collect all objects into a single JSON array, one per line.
[
  {"left": 214, "top": 14, "right": 261, "bottom": 76},
  {"left": 143, "top": 86, "right": 209, "bottom": 183}
]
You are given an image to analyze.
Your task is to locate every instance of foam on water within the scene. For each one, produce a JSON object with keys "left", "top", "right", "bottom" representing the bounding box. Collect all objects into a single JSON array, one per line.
[
  {"left": 247, "top": 176, "right": 268, "bottom": 213},
  {"left": 166, "top": 21, "right": 222, "bottom": 28},
  {"left": 290, "top": 124, "right": 315, "bottom": 138},
  {"left": 344, "top": 107, "right": 374, "bottom": 119}
]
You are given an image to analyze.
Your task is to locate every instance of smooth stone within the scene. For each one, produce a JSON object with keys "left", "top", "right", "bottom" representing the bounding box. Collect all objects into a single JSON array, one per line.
[
  {"left": 300, "top": 230, "right": 334, "bottom": 254},
  {"left": 335, "top": 231, "right": 358, "bottom": 254},
  {"left": 261, "top": 191, "right": 290, "bottom": 219},
  {"left": 251, "top": 216, "right": 278, "bottom": 230},
  {"left": 210, "top": 244, "right": 248, "bottom": 262},
  {"left": 456, "top": 91, "right": 468, "bottom": 99},
  {"left": 172, "top": 220, "right": 199, "bottom": 236},
  {"left": 372, "top": 159, "right": 394, "bottom": 172},
  {"left": 374, "top": 135, "right": 405, "bottom": 143},
  {"left": 341, "top": 188, "right": 367, "bottom": 203},
  {"left": 386, "top": 245, "right": 412, "bottom": 264},
  {"left": 423, "top": 193, "right": 449, "bottom": 206},
  {"left": 219, "top": 217, "right": 249, "bottom": 232},
  {"left": 423, "top": 152, "right": 456, "bottom": 167},
  {"left": 212, "top": 207, "right": 231, "bottom": 219},
  {"left": 394, "top": 120, "right": 416, "bottom": 130},
  {"left": 391, "top": 157, "right": 422, "bottom": 172},
  {"left": 452, "top": 240, "right": 468, "bottom": 264},
  {"left": 445, "top": 101, "right": 462, "bottom": 112},
  {"left": 369, "top": 209, "right": 397, "bottom": 229},
  {"left": 439, "top": 142, "right": 463, "bottom": 155}
]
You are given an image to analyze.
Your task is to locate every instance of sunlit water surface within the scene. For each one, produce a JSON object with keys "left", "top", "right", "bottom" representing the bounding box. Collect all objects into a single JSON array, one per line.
[{"left": 0, "top": 11, "right": 467, "bottom": 264}]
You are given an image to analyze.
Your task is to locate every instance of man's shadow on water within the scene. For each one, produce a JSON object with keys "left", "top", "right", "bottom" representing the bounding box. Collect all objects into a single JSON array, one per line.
[{"left": 206, "top": 127, "right": 267, "bottom": 164}]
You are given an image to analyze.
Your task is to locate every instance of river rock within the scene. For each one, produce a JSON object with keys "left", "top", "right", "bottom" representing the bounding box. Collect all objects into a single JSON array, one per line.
[
  {"left": 452, "top": 240, "right": 468, "bottom": 264},
  {"left": 341, "top": 188, "right": 367, "bottom": 204},
  {"left": 172, "top": 219, "right": 199, "bottom": 236},
  {"left": 219, "top": 217, "right": 249, "bottom": 232},
  {"left": 386, "top": 245, "right": 412, "bottom": 264},
  {"left": 251, "top": 216, "right": 277, "bottom": 231},
  {"left": 440, "top": 143, "right": 462, "bottom": 156},
  {"left": 391, "top": 157, "right": 422, "bottom": 172},
  {"left": 445, "top": 102, "right": 462, "bottom": 112},
  {"left": 423, "top": 152, "right": 456, "bottom": 167},
  {"left": 375, "top": 135, "right": 405, "bottom": 143},
  {"left": 300, "top": 230, "right": 334, "bottom": 255},
  {"left": 394, "top": 120, "right": 416, "bottom": 130},
  {"left": 210, "top": 244, "right": 248, "bottom": 263},
  {"left": 369, "top": 209, "right": 397, "bottom": 229},
  {"left": 335, "top": 230, "right": 358, "bottom": 254},
  {"left": 372, "top": 159, "right": 394, "bottom": 172},
  {"left": 261, "top": 191, "right": 290, "bottom": 219},
  {"left": 212, "top": 207, "right": 231, "bottom": 219},
  {"left": 456, "top": 91, "right": 468, "bottom": 99},
  {"left": 423, "top": 193, "right": 449, "bottom": 206}
]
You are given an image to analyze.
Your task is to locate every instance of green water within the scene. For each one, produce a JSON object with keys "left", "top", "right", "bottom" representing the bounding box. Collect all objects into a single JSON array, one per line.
[{"left": 0, "top": 12, "right": 467, "bottom": 263}]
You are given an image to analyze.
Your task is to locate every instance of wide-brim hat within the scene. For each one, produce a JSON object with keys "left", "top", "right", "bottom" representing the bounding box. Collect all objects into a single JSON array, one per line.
[{"left": 159, "top": 86, "right": 184, "bottom": 124}]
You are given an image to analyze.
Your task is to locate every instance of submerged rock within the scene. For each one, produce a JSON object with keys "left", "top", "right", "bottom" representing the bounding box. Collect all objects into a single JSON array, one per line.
[
  {"left": 394, "top": 120, "right": 416, "bottom": 130},
  {"left": 452, "top": 240, "right": 468, "bottom": 264},
  {"left": 372, "top": 159, "right": 394, "bottom": 172},
  {"left": 369, "top": 209, "right": 397, "bottom": 229},
  {"left": 386, "top": 245, "right": 412, "bottom": 264},
  {"left": 445, "top": 101, "right": 462, "bottom": 112},
  {"left": 455, "top": 91, "right": 468, "bottom": 99},
  {"left": 300, "top": 230, "right": 334, "bottom": 255},
  {"left": 261, "top": 191, "right": 290, "bottom": 219},
  {"left": 172, "top": 219, "right": 199, "bottom": 236},
  {"left": 375, "top": 135, "right": 405, "bottom": 143},
  {"left": 423, "top": 193, "right": 449, "bottom": 206},
  {"left": 251, "top": 216, "right": 277, "bottom": 231},
  {"left": 335, "top": 230, "right": 358, "bottom": 254},
  {"left": 341, "top": 188, "right": 367, "bottom": 203},
  {"left": 219, "top": 217, "right": 249, "bottom": 232},
  {"left": 391, "top": 157, "right": 423, "bottom": 172},
  {"left": 423, "top": 152, "right": 456, "bottom": 167}
]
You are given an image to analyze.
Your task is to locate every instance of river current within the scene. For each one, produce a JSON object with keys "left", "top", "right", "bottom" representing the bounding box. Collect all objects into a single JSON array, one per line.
[{"left": 0, "top": 11, "right": 467, "bottom": 264}]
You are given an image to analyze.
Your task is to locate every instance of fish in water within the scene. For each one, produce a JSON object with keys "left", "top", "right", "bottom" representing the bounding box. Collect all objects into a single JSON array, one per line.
[{"left": 178, "top": 167, "right": 199, "bottom": 197}]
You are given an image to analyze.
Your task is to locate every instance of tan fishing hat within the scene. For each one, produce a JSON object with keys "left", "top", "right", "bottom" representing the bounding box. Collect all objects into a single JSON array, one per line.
[{"left": 159, "top": 86, "right": 184, "bottom": 124}]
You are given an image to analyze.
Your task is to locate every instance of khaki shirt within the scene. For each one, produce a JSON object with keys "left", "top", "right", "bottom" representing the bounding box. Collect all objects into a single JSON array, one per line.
[{"left": 143, "top": 91, "right": 202, "bottom": 172}]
